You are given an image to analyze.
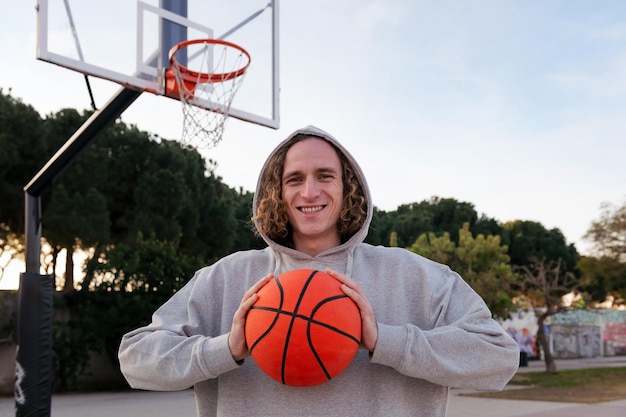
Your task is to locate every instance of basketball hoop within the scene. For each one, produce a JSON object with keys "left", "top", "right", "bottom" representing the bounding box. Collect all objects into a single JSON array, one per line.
[{"left": 165, "top": 39, "right": 251, "bottom": 150}]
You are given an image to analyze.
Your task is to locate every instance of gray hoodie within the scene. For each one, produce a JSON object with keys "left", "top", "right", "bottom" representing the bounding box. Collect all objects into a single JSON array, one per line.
[{"left": 119, "top": 126, "right": 519, "bottom": 416}]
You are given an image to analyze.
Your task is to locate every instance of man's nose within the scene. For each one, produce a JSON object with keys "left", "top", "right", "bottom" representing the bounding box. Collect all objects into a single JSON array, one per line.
[{"left": 302, "top": 176, "right": 320, "bottom": 199}]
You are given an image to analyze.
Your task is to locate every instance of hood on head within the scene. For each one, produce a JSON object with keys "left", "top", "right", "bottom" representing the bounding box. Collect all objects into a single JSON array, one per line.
[{"left": 252, "top": 125, "right": 373, "bottom": 255}]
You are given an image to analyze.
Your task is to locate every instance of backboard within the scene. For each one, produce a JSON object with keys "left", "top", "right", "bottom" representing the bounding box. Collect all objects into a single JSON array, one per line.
[{"left": 36, "top": 0, "right": 279, "bottom": 129}]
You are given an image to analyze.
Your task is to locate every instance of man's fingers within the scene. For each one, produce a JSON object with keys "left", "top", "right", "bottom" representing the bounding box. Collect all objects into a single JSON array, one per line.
[
  {"left": 242, "top": 273, "right": 273, "bottom": 301},
  {"left": 326, "top": 268, "right": 357, "bottom": 288}
]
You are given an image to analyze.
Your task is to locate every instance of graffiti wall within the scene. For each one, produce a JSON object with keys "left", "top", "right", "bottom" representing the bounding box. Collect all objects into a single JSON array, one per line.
[
  {"left": 605, "top": 321, "right": 626, "bottom": 355},
  {"left": 500, "top": 309, "right": 626, "bottom": 359},
  {"left": 550, "top": 325, "right": 602, "bottom": 358},
  {"left": 550, "top": 309, "right": 626, "bottom": 357}
]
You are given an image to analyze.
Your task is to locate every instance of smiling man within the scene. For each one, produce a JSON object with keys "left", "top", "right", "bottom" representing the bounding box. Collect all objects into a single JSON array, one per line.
[
  {"left": 119, "top": 125, "right": 519, "bottom": 417},
  {"left": 281, "top": 138, "right": 344, "bottom": 255}
]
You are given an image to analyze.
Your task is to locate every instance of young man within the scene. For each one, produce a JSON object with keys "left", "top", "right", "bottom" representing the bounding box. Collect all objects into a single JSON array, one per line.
[{"left": 119, "top": 126, "right": 519, "bottom": 417}]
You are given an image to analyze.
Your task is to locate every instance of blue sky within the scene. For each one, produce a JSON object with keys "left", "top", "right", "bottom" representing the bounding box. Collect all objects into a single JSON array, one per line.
[{"left": 2, "top": 0, "right": 626, "bottom": 258}]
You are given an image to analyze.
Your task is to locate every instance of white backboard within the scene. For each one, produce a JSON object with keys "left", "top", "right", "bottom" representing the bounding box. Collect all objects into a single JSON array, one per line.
[{"left": 36, "top": 0, "right": 279, "bottom": 129}]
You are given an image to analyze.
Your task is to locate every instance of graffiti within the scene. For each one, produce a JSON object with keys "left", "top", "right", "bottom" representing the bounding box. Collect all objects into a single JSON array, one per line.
[
  {"left": 501, "top": 309, "right": 626, "bottom": 359},
  {"left": 604, "top": 321, "right": 626, "bottom": 355},
  {"left": 15, "top": 345, "right": 25, "bottom": 405},
  {"left": 552, "top": 326, "right": 579, "bottom": 358},
  {"left": 551, "top": 325, "right": 602, "bottom": 358}
]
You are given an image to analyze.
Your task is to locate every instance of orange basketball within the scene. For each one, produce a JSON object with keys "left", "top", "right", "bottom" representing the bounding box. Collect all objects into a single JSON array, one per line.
[{"left": 245, "top": 269, "right": 361, "bottom": 387}]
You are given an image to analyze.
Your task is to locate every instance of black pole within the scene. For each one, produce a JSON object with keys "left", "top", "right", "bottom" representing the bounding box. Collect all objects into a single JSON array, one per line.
[
  {"left": 14, "top": 272, "right": 54, "bottom": 416},
  {"left": 24, "top": 87, "right": 141, "bottom": 197},
  {"left": 16, "top": 87, "right": 141, "bottom": 416}
]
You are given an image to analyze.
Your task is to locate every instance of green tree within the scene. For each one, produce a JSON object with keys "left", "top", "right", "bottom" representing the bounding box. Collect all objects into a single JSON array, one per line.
[
  {"left": 409, "top": 223, "right": 516, "bottom": 319},
  {"left": 518, "top": 258, "right": 577, "bottom": 373},
  {"left": 45, "top": 186, "right": 110, "bottom": 291},
  {"left": 430, "top": 197, "right": 478, "bottom": 241},
  {"left": 577, "top": 255, "right": 626, "bottom": 303},
  {"left": 41, "top": 114, "right": 241, "bottom": 292},
  {"left": 389, "top": 231, "right": 398, "bottom": 247},
  {"left": 91, "top": 128, "right": 239, "bottom": 262},
  {"left": 230, "top": 187, "right": 265, "bottom": 252},
  {"left": 409, "top": 231, "right": 455, "bottom": 265},
  {"left": 455, "top": 224, "right": 516, "bottom": 318},
  {"left": 584, "top": 199, "right": 626, "bottom": 262},
  {"left": 193, "top": 170, "right": 239, "bottom": 261},
  {"left": 472, "top": 214, "right": 505, "bottom": 242},
  {"left": 53, "top": 234, "right": 201, "bottom": 391},
  {"left": 392, "top": 200, "right": 436, "bottom": 248},
  {"left": 382, "top": 197, "right": 480, "bottom": 248},
  {"left": 131, "top": 169, "right": 188, "bottom": 241},
  {"left": 91, "top": 233, "right": 201, "bottom": 355},
  {"left": 503, "top": 220, "right": 579, "bottom": 273},
  {"left": 0, "top": 89, "right": 48, "bottom": 233},
  {"left": 365, "top": 206, "right": 392, "bottom": 246},
  {"left": 42, "top": 108, "right": 110, "bottom": 291}
]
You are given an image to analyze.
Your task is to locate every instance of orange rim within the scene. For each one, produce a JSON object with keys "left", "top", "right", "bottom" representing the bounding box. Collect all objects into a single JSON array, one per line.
[{"left": 168, "top": 38, "right": 251, "bottom": 84}]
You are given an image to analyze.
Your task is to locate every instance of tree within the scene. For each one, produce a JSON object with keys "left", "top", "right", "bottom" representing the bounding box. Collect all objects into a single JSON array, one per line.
[
  {"left": 455, "top": 224, "right": 517, "bottom": 318},
  {"left": 365, "top": 207, "right": 392, "bottom": 246},
  {"left": 53, "top": 234, "right": 201, "bottom": 391},
  {"left": 378, "top": 197, "right": 480, "bottom": 248},
  {"left": 409, "top": 223, "right": 516, "bottom": 319},
  {"left": 42, "top": 108, "right": 110, "bottom": 291},
  {"left": 409, "top": 231, "right": 455, "bottom": 265},
  {"left": 230, "top": 187, "right": 265, "bottom": 252},
  {"left": 389, "top": 231, "right": 398, "bottom": 247},
  {"left": 503, "top": 220, "right": 579, "bottom": 273},
  {"left": 430, "top": 197, "right": 478, "bottom": 242},
  {"left": 577, "top": 255, "right": 626, "bottom": 304},
  {"left": 39, "top": 112, "right": 244, "bottom": 292},
  {"left": 584, "top": 199, "right": 626, "bottom": 262},
  {"left": 388, "top": 201, "right": 435, "bottom": 248},
  {"left": 44, "top": 186, "right": 110, "bottom": 291},
  {"left": 0, "top": 89, "right": 48, "bottom": 234},
  {"left": 517, "top": 258, "right": 578, "bottom": 373},
  {"left": 471, "top": 214, "right": 505, "bottom": 242}
]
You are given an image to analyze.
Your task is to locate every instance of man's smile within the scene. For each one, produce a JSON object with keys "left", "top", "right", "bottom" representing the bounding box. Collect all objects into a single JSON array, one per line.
[{"left": 299, "top": 205, "right": 325, "bottom": 214}]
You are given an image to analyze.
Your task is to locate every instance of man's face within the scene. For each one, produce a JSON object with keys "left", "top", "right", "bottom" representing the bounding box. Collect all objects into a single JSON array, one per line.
[{"left": 281, "top": 138, "right": 344, "bottom": 255}]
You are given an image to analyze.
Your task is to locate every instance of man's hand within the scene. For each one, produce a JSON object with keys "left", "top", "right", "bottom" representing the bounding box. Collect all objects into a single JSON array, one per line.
[
  {"left": 326, "top": 269, "right": 378, "bottom": 352},
  {"left": 228, "top": 273, "right": 273, "bottom": 362}
]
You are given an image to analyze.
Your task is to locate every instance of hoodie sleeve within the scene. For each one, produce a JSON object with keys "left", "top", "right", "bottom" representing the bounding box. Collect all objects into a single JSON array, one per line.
[
  {"left": 369, "top": 260, "right": 519, "bottom": 391},
  {"left": 118, "top": 271, "right": 242, "bottom": 391}
]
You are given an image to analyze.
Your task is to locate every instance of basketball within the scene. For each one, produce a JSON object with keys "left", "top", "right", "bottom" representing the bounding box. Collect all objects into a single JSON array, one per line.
[{"left": 245, "top": 269, "right": 361, "bottom": 387}]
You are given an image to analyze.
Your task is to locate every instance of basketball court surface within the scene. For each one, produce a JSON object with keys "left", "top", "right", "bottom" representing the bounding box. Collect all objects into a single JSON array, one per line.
[{"left": 4, "top": 357, "right": 626, "bottom": 416}]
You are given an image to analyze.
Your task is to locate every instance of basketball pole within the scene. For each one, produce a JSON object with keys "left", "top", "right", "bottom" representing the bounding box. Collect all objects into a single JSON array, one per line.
[{"left": 16, "top": 87, "right": 141, "bottom": 417}]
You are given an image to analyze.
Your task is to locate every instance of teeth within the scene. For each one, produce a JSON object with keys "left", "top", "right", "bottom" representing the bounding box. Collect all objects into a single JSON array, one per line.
[{"left": 300, "top": 206, "right": 323, "bottom": 213}]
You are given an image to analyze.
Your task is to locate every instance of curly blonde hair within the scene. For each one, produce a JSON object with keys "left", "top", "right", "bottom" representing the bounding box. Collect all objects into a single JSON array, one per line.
[{"left": 254, "top": 134, "right": 367, "bottom": 247}]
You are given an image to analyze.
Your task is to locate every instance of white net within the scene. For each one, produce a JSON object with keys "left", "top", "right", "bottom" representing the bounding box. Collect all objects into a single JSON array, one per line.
[{"left": 168, "top": 40, "right": 250, "bottom": 151}]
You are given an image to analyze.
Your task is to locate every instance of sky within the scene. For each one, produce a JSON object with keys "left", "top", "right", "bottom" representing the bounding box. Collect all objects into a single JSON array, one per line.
[{"left": 2, "top": 0, "right": 626, "bottom": 274}]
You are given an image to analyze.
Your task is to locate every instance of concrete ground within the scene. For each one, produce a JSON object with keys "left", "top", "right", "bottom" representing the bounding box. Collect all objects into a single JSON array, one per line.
[{"left": 1, "top": 356, "right": 625, "bottom": 416}]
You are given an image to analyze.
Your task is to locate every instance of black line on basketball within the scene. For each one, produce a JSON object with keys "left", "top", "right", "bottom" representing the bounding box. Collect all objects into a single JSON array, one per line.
[
  {"left": 308, "top": 295, "right": 361, "bottom": 344},
  {"left": 305, "top": 294, "right": 361, "bottom": 381},
  {"left": 248, "top": 274, "right": 285, "bottom": 354},
  {"left": 253, "top": 305, "right": 359, "bottom": 344},
  {"left": 281, "top": 270, "right": 318, "bottom": 384}
]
